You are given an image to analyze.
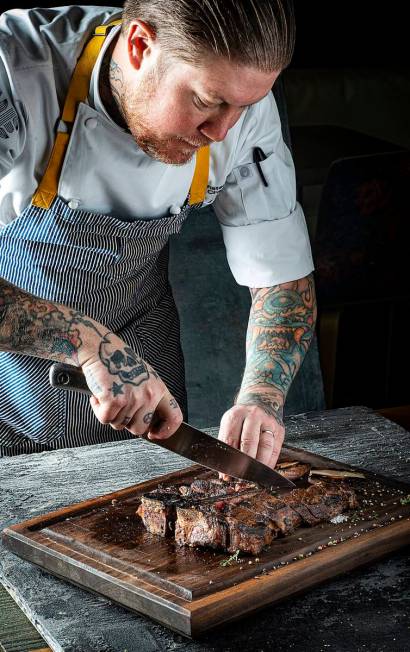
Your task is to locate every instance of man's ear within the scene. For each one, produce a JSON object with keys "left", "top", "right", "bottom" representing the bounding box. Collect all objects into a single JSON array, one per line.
[{"left": 127, "top": 20, "right": 156, "bottom": 71}]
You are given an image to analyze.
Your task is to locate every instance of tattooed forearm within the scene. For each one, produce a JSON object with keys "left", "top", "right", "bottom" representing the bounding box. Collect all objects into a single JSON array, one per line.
[
  {"left": 0, "top": 279, "right": 103, "bottom": 363},
  {"left": 0, "top": 279, "right": 160, "bottom": 391},
  {"left": 237, "top": 274, "right": 317, "bottom": 414}
]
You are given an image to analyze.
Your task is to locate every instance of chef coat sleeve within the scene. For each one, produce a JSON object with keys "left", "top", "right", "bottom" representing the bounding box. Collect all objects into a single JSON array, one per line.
[
  {"left": 213, "top": 92, "right": 314, "bottom": 288},
  {"left": 0, "top": 57, "right": 26, "bottom": 180}
]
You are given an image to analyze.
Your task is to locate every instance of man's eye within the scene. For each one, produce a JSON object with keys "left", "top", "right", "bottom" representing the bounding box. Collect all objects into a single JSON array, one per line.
[{"left": 193, "top": 95, "right": 212, "bottom": 110}]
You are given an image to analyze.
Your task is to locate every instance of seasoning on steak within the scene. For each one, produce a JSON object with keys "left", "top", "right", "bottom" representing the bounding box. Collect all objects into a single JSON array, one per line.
[
  {"left": 137, "top": 479, "right": 259, "bottom": 537},
  {"left": 178, "top": 478, "right": 256, "bottom": 497},
  {"left": 137, "top": 471, "right": 358, "bottom": 555}
]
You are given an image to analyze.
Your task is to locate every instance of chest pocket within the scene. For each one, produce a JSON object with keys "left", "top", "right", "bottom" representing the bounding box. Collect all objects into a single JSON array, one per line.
[{"left": 229, "top": 150, "right": 296, "bottom": 224}]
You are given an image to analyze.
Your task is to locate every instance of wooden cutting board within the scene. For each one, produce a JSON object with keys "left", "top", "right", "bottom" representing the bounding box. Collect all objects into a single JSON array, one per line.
[{"left": 3, "top": 446, "right": 410, "bottom": 637}]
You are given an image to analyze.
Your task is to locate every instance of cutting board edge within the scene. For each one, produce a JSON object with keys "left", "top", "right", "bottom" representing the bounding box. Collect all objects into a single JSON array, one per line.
[
  {"left": 2, "top": 527, "right": 194, "bottom": 636},
  {"left": 3, "top": 518, "right": 410, "bottom": 638},
  {"left": 187, "top": 518, "right": 410, "bottom": 636}
]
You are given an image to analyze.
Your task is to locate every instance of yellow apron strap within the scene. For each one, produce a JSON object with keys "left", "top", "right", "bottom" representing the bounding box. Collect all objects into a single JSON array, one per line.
[
  {"left": 189, "top": 145, "right": 210, "bottom": 206},
  {"left": 32, "top": 17, "right": 210, "bottom": 211},
  {"left": 32, "top": 20, "right": 121, "bottom": 209}
]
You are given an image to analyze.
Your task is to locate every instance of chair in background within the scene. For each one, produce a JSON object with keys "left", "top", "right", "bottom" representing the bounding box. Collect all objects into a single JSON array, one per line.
[{"left": 313, "top": 150, "right": 410, "bottom": 408}]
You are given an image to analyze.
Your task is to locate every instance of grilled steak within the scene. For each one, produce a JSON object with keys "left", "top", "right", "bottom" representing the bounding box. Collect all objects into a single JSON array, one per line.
[
  {"left": 137, "top": 469, "right": 358, "bottom": 555},
  {"left": 138, "top": 479, "right": 259, "bottom": 537},
  {"left": 276, "top": 461, "right": 311, "bottom": 481},
  {"left": 137, "top": 487, "right": 182, "bottom": 536}
]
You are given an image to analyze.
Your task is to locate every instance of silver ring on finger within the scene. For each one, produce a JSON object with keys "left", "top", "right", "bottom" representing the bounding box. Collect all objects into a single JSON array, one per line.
[
  {"left": 261, "top": 429, "right": 275, "bottom": 437},
  {"left": 121, "top": 417, "right": 132, "bottom": 426}
]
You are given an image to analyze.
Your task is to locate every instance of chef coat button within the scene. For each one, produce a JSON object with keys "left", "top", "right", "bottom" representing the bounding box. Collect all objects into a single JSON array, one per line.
[
  {"left": 85, "top": 117, "right": 98, "bottom": 129},
  {"left": 170, "top": 205, "right": 181, "bottom": 215},
  {"left": 240, "top": 166, "right": 250, "bottom": 178},
  {"left": 68, "top": 199, "right": 80, "bottom": 210}
]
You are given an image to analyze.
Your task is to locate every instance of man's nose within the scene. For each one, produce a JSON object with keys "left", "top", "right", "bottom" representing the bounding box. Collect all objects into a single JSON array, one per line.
[{"left": 199, "top": 107, "right": 242, "bottom": 142}]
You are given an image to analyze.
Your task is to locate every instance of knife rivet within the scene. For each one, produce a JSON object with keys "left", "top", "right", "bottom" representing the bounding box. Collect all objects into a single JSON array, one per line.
[{"left": 57, "top": 372, "right": 71, "bottom": 386}]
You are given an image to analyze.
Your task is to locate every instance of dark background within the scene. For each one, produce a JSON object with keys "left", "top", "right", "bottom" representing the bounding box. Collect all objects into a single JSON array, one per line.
[{"left": 2, "top": 1, "right": 409, "bottom": 69}]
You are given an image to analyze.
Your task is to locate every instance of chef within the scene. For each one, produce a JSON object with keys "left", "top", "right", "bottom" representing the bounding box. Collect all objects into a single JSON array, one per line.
[{"left": 0, "top": 0, "right": 316, "bottom": 463}]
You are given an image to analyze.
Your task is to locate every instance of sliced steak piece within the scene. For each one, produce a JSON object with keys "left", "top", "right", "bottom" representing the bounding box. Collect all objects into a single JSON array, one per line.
[
  {"left": 301, "top": 483, "right": 346, "bottom": 521},
  {"left": 175, "top": 504, "right": 228, "bottom": 549},
  {"left": 137, "top": 487, "right": 183, "bottom": 536},
  {"left": 337, "top": 482, "right": 359, "bottom": 509},
  {"left": 175, "top": 491, "right": 276, "bottom": 555},
  {"left": 256, "top": 493, "right": 303, "bottom": 535},
  {"left": 277, "top": 462, "right": 311, "bottom": 481},
  {"left": 281, "top": 489, "right": 322, "bottom": 526},
  {"left": 228, "top": 492, "right": 302, "bottom": 536},
  {"left": 224, "top": 505, "right": 278, "bottom": 555},
  {"left": 179, "top": 478, "right": 256, "bottom": 497}
]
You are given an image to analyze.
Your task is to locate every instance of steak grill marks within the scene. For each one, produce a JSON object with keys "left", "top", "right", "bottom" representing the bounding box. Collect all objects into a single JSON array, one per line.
[{"left": 137, "top": 476, "right": 358, "bottom": 556}]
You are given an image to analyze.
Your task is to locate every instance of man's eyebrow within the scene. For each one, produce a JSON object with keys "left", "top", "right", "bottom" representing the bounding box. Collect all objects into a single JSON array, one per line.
[{"left": 201, "top": 91, "right": 260, "bottom": 108}]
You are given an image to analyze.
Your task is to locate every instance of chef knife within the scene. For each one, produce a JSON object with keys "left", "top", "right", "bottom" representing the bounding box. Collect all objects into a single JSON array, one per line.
[{"left": 49, "top": 362, "right": 295, "bottom": 491}]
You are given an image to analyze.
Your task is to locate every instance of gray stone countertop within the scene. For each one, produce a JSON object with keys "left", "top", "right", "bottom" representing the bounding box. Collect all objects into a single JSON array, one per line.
[{"left": 1, "top": 406, "right": 409, "bottom": 652}]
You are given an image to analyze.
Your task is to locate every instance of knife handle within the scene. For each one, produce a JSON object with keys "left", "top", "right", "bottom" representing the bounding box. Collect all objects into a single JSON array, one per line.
[
  {"left": 49, "top": 362, "right": 161, "bottom": 435},
  {"left": 49, "top": 363, "right": 91, "bottom": 394}
]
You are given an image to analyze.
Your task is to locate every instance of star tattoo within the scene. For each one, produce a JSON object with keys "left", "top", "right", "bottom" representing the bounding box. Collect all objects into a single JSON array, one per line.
[{"left": 111, "top": 382, "right": 124, "bottom": 397}]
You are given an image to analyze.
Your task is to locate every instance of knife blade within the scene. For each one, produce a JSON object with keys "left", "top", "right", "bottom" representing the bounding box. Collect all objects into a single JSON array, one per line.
[{"left": 49, "top": 362, "right": 295, "bottom": 491}]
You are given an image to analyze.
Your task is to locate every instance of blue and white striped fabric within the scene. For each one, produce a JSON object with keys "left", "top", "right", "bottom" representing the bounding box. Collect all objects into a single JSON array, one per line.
[{"left": 0, "top": 197, "right": 193, "bottom": 455}]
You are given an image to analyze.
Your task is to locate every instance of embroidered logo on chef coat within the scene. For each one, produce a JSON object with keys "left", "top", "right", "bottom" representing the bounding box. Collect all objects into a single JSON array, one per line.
[
  {"left": 203, "top": 184, "right": 224, "bottom": 206},
  {"left": 0, "top": 91, "right": 18, "bottom": 140}
]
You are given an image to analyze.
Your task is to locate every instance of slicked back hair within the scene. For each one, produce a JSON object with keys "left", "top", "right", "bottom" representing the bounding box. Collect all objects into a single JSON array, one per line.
[{"left": 122, "top": 0, "right": 295, "bottom": 72}]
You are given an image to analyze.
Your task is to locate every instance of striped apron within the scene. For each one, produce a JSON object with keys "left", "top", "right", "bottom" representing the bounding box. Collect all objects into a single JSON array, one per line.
[{"left": 0, "top": 23, "right": 210, "bottom": 456}]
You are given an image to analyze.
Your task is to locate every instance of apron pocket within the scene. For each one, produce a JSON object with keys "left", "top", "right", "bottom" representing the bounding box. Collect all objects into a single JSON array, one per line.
[{"left": 0, "top": 353, "right": 66, "bottom": 446}]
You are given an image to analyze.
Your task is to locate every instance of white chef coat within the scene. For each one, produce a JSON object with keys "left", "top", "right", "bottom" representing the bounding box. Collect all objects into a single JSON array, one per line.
[{"left": 0, "top": 5, "right": 313, "bottom": 287}]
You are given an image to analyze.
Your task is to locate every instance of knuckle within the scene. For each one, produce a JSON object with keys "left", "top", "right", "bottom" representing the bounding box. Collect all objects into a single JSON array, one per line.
[
  {"left": 115, "top": 396, "right": 128, "bottom": 410},
  {"left": 95, "top": 410, "right": 112, "bottom": 425},
  {"left": 144, "top": 385, "right": 155, "bottom": 403},
  {"left": 241, "top": 435, "right": 256, "bottom": 445},
  {"left": 224, "top": 410, "right": 241, "bottom": 427},
  {"left": 247, "top": 405, "right": 260, "bottom": 416},
  {"left": 168, "top": 414, "right": 182, "bottom": 429}
]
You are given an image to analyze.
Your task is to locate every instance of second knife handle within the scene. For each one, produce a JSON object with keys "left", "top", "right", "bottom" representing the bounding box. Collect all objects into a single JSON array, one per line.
[{"left": 49, "top": 363, "right": 91, "bottom": 394}]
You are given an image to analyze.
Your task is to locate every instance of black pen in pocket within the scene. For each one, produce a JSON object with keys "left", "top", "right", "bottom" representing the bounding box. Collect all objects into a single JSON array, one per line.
[{"left": 253, "top": 147, "right": 269, "bottom": 187}]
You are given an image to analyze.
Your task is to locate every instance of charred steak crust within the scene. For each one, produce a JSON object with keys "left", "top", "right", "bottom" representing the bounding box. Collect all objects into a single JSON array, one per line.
[
  {"left": 137, "top": 474, "right": 358, "bottom": 556},
  {"left": 137, "top": 479, "right": 259, "bottom": 537}
]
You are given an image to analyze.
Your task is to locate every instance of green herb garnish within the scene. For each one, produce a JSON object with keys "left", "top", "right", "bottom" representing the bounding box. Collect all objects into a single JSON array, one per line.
[
  {"left": 400, "top": 495, "right": 410, "bottom": 505},
  {"left": 220, "top": 549, "right": 240, "bottom": 567}
]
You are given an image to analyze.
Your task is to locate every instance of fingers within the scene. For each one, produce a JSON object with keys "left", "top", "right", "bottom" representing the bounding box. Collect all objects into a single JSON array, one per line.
[
  {"left": 89, "top": 393, "right": 131, "bottom": 430},
  {"left": 218, "top": 404, "right": 285, "bottom": 471},
  {"left": 219, "top": 407, "right": 245, "bottom": 448},
  {"left": 268, "top": 428, "right": 285, "bottom": 469},
  {"left": 256, "top": 429, "right": 276, "bottom": 466},
  {"left": 147, "top": 392, "right": 183, "bottom": 440}
]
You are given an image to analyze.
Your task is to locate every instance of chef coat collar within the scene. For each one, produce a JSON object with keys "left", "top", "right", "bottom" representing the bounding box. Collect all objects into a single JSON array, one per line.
[{"left": 89, "top": 22, "right": 123, "bottom": 128}]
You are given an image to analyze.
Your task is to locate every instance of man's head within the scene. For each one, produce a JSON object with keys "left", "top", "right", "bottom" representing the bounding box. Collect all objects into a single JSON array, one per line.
[{"left": 113, "top": 0, "right": 295, "bottom": 164}]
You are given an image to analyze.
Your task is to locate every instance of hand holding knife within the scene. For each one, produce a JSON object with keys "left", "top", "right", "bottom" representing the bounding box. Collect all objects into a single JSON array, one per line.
[{"left": 49, "top": 362, "right": 295, "bottom": 491}]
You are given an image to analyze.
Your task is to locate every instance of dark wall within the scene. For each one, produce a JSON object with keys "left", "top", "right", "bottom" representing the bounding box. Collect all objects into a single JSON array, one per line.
[
  {"left": 292, "top": 1, "right": 408, "bottom": 68},
  {"left": 3, "top": 2, "right": 408, "bottom": 69}
]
